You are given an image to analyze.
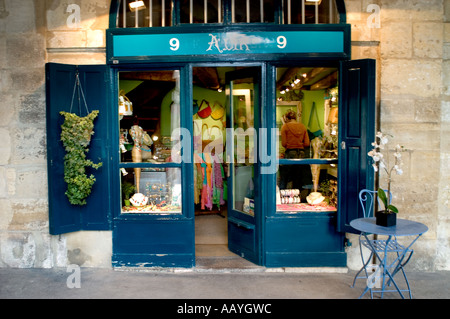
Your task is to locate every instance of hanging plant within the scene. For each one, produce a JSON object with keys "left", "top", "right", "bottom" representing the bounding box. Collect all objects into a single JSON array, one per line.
[{"left": 60, "top": 110, "right": 102, "bottom": 205}]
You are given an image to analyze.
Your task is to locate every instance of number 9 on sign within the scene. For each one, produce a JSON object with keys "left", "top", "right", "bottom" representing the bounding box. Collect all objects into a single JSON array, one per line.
[
  {"left": 170, "top": 38, "right": 180, "bottom": 51},
  {"left": 277, "top": 36, "right": 287, "bottom": 49}
]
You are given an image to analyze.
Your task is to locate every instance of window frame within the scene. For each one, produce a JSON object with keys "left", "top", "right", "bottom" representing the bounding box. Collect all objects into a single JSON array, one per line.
[
  {"left": 111, "top": 64, "right": 193, "bottom": 221},
  {"left": 267, "top": 61, "right": 340, "bottom": 217}
]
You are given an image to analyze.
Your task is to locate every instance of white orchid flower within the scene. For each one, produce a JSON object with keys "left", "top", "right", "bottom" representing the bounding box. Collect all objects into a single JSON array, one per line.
[{"left": 394, "top": 165, "right": 403, "bottom": 175}]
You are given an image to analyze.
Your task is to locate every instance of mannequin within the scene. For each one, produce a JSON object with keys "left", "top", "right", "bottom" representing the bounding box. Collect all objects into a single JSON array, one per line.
[{"left": 129, "top": 125, "right": 153, "bottom": 193}]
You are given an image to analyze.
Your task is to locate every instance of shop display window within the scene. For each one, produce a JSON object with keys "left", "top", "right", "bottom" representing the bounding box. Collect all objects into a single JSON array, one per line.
[
  {"left": 119, "top": 70, "right": 180, "bottom": 164},
  {"left": 119, "top": 70, "right": 182, "bottom": 214},
  {"left": 120, "top": 167, "right": 182, "bottom": 214},
  {"left": 276, "top": 66, "right": 339, "bottom": 213},
  {"left": 276, "top": 163, "right": 337, "bottom": 212}
]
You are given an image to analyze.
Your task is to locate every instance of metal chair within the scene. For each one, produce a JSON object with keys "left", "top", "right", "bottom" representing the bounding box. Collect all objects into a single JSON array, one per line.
[{"left": 351, "top": 189, "right": 414, "bottom": 298}]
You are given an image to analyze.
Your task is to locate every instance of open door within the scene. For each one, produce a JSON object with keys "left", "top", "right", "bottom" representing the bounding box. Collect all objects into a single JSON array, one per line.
[
  {"left": 337, "top": 59, "right": 376, "bottom": 233},
  {"left": 225, "top": 67, "right": 262, "bottom": 265}
]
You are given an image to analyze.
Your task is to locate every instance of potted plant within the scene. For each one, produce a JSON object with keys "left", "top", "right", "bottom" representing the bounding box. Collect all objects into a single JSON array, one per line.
[
  {"left": 368, "top": 132, "right": 405, "bottom": 227},
  {"left": 60, "top": 110, "right": 102, "bottom": 205},
  {"left": 122, "top": 182, "right": 136, "bottom": 206}
]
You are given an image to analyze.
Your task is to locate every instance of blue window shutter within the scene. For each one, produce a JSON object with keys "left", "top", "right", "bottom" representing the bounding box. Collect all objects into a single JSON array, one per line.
[
  {"left": 337, "top": 59, "right": 376, "bottom": 233},
  {"left": 45, "top": 63, "right": 112, "bottom": 235}
]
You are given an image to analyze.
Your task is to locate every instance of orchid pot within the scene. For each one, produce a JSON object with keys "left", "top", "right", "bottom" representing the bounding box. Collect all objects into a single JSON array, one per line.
[{"left": 375, "top": 210, "right": 397, "bottom": 227}]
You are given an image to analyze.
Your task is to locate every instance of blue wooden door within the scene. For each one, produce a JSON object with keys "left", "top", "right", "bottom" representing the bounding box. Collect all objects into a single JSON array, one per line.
[
  {"left": 45, "top": 63, "right": 112, "bottom": 235},
  {"left": 225, "top": 67, "right": 262, "bottom": 265},
  {"left": 111, "top": 67, "right": 194, "bottom": 268},
  {"left": 337, "top": 59, "right": 376, "bottom": 233}
]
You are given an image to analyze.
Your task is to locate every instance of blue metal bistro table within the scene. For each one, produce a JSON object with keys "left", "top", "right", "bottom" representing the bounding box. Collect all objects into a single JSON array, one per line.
[{"left": 350, "top": 217, "right": 428, "bottom": 299}]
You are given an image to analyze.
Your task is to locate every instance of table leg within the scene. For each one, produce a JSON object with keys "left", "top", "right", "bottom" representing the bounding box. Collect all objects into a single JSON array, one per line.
[
  {"left": 359, "top": 234, "right": 407, "bottom": 299},
  {"left": 352, "top": 234, "right": 375, "bottom": 288}
]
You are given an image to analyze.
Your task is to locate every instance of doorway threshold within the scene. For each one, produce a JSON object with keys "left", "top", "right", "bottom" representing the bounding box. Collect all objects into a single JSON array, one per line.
[
  {"left": 195, "top": 256, "right": 266, "bottom": 272},
  {"left": 114, "top": 263, "right": 348, "bottom": 273}
]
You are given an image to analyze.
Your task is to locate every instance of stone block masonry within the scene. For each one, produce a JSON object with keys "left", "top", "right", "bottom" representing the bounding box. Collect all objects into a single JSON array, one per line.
[{"left": 0, "top": 0, "right": 449, "bottom": 271}]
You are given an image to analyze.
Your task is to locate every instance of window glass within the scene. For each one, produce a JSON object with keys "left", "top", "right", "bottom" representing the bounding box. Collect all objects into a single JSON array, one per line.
[
  {"left": 276, "top": 163, "right": 337, "bottom": 213},
  {"left": 119, "top": 70, "right": 180, "bottom": 163},
  {"left": 233, "top": 0, "right": 274, "bottom": 23},
  {"left": 276, "top": 66, "right": 338, "bottom": 213},
  {"left": 180, "top": 0, "right": 222, "bottom": 24},
  {"left": 117, "top": 0, "right": 173, "bottom": 27},
  {"left": 118, "top": 70, "right": 181, "bottom": 215},
  {"left": 121, "top": 167, "right": 182, "bottom": 214},
  {"left": 229, "top": 77, "right": 255, "bottom": 215},
  {"left": 281, "top": 0, "right": 340, "bottom": 24}
]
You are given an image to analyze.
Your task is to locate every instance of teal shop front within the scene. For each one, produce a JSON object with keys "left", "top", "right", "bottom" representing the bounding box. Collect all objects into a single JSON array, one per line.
[{"left": 45, "top": 0, "right": 375, "bottom": 268}]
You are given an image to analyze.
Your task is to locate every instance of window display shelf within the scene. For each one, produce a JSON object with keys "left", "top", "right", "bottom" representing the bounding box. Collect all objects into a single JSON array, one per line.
[
  {"left": 278, "top": 158, "right": 338, "bottom": 165},
  {"left": 122, "top": 205, "right": 181, "bottom": 214},
  {"left": 276, "top": 203, "right": 337, "bottom": 213}
]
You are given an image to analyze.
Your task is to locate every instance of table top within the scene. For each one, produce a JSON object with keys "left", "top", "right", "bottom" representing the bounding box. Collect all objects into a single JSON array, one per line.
[{"left": 350, "top": 218, "right": 428, "bottom": 236}]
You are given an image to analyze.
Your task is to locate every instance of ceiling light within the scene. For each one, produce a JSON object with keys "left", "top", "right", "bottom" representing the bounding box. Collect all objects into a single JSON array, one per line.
[
  {"left": 305, "top": 0, "right": 322, "bottom": 5},
  {"left": 129, "top": 1, "right": 146, "bottom": 12}
]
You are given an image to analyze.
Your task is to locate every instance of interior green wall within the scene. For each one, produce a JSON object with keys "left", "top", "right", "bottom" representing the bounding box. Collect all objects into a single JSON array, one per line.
[
  {"left": 160, "top": 87, "right": 325, "bottom": 138},
  {"left": 276, "top": 90, "right": 325, "bottom": 132},
  {"left": 160, "top": 86, "right": 226, "bottom": 138},
  {"left": 301, "top": 90, "right": 325, "bottom": 133}
]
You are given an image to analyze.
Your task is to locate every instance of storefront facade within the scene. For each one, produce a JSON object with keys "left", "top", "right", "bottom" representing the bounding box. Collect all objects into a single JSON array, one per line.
[
  {"left": 45, "top": 0, "right": 376, "bottom": 268},
  {"left": 1, "top": 0, "right": 447, "bottom": 271}
]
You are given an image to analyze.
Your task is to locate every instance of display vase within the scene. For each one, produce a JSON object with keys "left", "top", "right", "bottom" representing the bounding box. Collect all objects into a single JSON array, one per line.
[{"left": 375, "top": 211, "right": 397, "bottom": 227}]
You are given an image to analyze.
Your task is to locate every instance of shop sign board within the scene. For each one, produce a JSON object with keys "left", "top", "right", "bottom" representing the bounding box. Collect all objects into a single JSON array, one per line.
[{"left": 110, "top": 30, "right": 345, "bottom": 59}]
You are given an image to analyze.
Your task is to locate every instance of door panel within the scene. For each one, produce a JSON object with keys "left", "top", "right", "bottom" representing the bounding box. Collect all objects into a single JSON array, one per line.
[
  {"left": 112, "top": 68, "right": 194, "bottom": 268},
  {"left": 337, "top": 59, "right": 376, "bottom": 233},
  {"left": 45, "top": 63, "right": 111, "bottom": 235},
  {"left": 225, "top": 67, "right": 261, "bottom": 264}
]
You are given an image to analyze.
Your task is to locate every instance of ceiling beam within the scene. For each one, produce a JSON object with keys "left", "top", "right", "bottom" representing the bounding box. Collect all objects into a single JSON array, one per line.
[{"left": 310, "top": 71, "right": 338, "bottom": 90}]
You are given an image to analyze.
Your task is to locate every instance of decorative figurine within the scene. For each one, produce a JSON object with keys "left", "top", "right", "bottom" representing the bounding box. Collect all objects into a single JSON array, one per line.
[{"left": 129, "top": 125, "right": 153, "bottom": 193}]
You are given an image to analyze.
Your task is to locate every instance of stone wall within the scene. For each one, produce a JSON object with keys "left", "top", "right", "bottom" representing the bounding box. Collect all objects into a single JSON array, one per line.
[
  {"left": 345, "top": 0, "right": 450, "bottom": 271},
  {"left": 0, "top": 0, "right": 111, "bottom": 268},
  {"left": 1, "top": 0, "right": 49, "bottom": 268},
  {"left": 0, "top": 0, "right": 448, "bottom": 271}
]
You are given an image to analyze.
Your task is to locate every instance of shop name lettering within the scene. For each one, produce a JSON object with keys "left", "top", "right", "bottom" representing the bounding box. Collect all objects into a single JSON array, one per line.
[
  {"left": 206, "top": 33, "right": 250, "bottom": 53},
  {"left": 206, "top": 33, "right": 287, "bottom": 53},
  {"left": 169, "top": 33, "right": 287, "bottom": 53},
  {"left": 177, "top": 303, "right": 271, "bottom": 316}
]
